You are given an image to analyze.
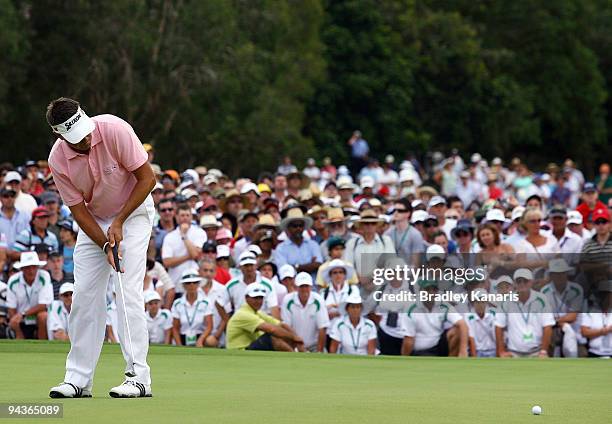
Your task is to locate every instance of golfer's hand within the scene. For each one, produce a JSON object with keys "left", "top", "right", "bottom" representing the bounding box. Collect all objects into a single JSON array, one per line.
[
  {"left": 107, "top": 221, "right": 124, "bottom": 250},
  {"left": 106, "top": 245, "right": 124, "bottom": 272}
]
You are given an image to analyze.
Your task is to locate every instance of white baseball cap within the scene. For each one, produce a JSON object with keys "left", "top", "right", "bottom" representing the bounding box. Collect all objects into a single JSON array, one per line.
[
  {"left": 238, "top": 251, "right": 257, "bottom": 266},
  {"left": 411, "top": 199, "right": 423, "bottom": 209},
  {"left": 513, "top": 268, "right": 533, "bottom": 281},
  {"left": 344, "top": 292, "right": 362, "bottom": 305},
  {"left": 49, "top": 107, "right": 96, "bottom": 144},
  {"left": 485, "top": 208, "right": 506, "bottom": 223},
  {"left": 428, "top": 196, "right": 446, "bottom": 209},
  {"left": 240, "top": 182, "right": 260, "bottom": 196},
  {"left": 295, "top": 272, "right": 313, "bottom": 287},
  {"left": 511, "top": 206, "right": 526, "bottom": 222},
  {"left": 4, "top": 171, "right": 22, "bottom": 183},
  {"left": 399, "top": 169, "right": 415, "bottom": 183},
  {"left": 492, "top": 275, "right": 514, "bottom": 291},
  {"left": 426, "top": 244, "right": 446, "bottom": 261},
  {"left": 567, "top": 211, "right": 583, "bottom": 225},
  {"left": 144, "top": 291, "right": 162, "bottom": 304},
  {"left": 245, "top": 283, "right": 267, "bottom": 298},
  {"left": 247, "top": 244, "right": 262, "bottom": 257},
  {"left": 279, "top": 264, "right": 296, "bottom": 281},
  {"left": 216, "top": 244, "right": 230, "bottom": 259},
  {"left": 410, "top": 210, "right": 429, "bottom": 224},
  {"left": 181, "top": 188, "right": 198, "bottom": 199},
  {"left": 59, "top": 283, "right": 74, "bottom": 295},
  {"left": 360, "top": 176, "right": 375, "bottom": 189}
]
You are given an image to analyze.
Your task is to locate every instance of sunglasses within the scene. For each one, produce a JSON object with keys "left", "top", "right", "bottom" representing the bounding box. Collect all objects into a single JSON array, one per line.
[
  {"left": 289, "top": 223, "right": 305, "bottom": 228},
  {"left": 328, "top": 222, "right": 344, "bottom": 228},
  {"left": 446, "top": 215, "right": 459, "bottom": 220},
  {"left": 330, "top": 270, "right": 346, "bottom": 275},
  {"left": 159, "top": 208, "right": 174, "bottom": 213},
  {"left": 1, "top": 192, "right": 16, "bottom": 198},
  {"left": 183, "top": 281, "right": 199, "bottom": 285},
  {"left": 394, "top": 209, "right": 409, "bottom": 213},
  {"left": 424, "top": 222, "right": 437, "bottom": 228},
  {"left": 455, "top": 231, "right": 470, "bottom": 237},
  {"left": 204, "top": 207, "right": 218, "bottom": 212},
  {"left": 594, "top": 219, "right": 609, "bottom": 225}
]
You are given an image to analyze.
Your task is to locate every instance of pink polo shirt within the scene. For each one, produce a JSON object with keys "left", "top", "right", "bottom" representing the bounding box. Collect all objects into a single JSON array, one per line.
[{"left": 48, "top": 114, "right": 148, "bottom": 220}]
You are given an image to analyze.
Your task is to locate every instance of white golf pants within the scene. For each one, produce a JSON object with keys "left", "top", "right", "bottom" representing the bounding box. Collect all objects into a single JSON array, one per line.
[{"left": 64, "top": 196, "right": 155, "bottom": 389}]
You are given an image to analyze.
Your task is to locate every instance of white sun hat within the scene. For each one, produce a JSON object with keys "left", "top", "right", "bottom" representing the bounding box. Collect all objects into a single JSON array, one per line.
[{"left": 14, "top": 251, "right": 47, "bottom": 269}]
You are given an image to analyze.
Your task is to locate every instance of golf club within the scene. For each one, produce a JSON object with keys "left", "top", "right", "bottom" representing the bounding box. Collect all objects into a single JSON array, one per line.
[{"left": 112, "top": 244, "right": 137, "bottom": 378}]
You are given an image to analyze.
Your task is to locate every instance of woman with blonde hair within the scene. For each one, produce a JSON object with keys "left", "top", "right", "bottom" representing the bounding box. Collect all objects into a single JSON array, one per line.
[{"left": 515, "top": 207, "right": 560, "bottom": 255}]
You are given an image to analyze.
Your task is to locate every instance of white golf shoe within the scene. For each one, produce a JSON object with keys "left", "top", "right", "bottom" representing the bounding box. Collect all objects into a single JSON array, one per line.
[
  {"left": 49, "top": 382, "right": 92, "bottom": 398},
  {"left": 109, "top": 380, "right": 152, "bottom": 398}
]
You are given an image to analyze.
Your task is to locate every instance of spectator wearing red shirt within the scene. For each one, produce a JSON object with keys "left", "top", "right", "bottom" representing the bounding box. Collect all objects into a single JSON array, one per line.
[{"left": 576, "top": 183, "right": 606, "bottom": 230}]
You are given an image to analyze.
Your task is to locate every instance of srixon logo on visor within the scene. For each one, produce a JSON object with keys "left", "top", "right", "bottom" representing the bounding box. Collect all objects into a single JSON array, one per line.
[{"left": 64, "top": 113, "right": 82, "bottom": 131}]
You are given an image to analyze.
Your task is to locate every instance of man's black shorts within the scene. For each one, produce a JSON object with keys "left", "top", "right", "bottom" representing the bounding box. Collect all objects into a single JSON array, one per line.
[
  {"left": 246, "top": 333, "right": 274, "bottom": 351},
  {"left": 20, "top": 323, "right": 38, "bottom": 339},
  {"left": 411, "top": 329, "right": 449, "bottom": 357}
]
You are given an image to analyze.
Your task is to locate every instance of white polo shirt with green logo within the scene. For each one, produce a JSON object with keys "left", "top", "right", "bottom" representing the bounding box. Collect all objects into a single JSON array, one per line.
[
  {"left": 495, "top": 290, "right": 555, "bottom": 353},
  {"left": 281, "top": 292, "right": 329, "bottom": 350},
  {"left": 402, "top": 301, "right": 463, "bottom": 351},
  {"left": 47, "top": 299, "right": 70, "bottom": 340},
  {"left": 329, "top": 316, "right": 377, "bottom": 355},
  {"left": 146, "top": 308, "right": 172, "bottom": 344},
  {"left": 6, "top": 270, "right": 53, "bottom": 324}
]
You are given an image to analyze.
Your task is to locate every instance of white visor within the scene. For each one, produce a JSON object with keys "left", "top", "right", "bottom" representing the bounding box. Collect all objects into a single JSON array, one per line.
[{"left": 50, "top": 107, "right": 96, "bottom": 144}]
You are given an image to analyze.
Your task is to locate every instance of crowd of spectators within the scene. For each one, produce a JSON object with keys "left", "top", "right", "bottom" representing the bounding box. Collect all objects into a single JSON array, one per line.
[{"left": 1, "top": 135, "right": 611, "bottom": 358}]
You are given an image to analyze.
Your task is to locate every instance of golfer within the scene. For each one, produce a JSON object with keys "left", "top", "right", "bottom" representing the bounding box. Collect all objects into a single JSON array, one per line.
[{"left": 46, "top": 98, "right": 156, "bottom": 398}]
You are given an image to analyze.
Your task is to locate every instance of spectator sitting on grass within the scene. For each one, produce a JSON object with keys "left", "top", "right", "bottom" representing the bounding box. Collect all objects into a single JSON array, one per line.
[
  {"left": 329, "top": 292, "right": 377, "bottom": 355},
  {"left": 171, "top": 269, "right": 213, "bottom": 347},
  {"left": 145, "top": 291, "right": 172, "bottom": 345},
  {"left": 226, "top": 283, "right": 305, "bottom": 351}
]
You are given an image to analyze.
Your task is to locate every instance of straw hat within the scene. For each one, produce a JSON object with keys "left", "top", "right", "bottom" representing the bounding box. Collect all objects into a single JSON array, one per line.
[
  {"left": 323, "top": 207, "right": 347, "bottom": 224},
  {"left": 354, "top": 209, "right": 384, "bottom": 226},
  {"left": 219, "top": 189, "right": 250, "bottom": 212},
  {"left": 253, "top": 214, "right": 279, "bottom": 232},
  {"left": 280, "top": 208, "right": 313, "bottom": 232}
]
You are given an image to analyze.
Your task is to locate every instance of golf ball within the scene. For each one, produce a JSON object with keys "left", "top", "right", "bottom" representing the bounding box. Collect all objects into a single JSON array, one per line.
[{"left": 532, "top": 405, "right": 542, "bottom": 415}]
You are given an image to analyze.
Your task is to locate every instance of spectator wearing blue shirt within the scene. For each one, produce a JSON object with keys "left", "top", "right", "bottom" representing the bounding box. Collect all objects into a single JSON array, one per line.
[
  {"left": 274, "top": 208, "right": 322, "bottom": 278},
  {"left": 58, "top": 220, "right": 77, "bottom": 274},
  {"left": 0, "top": 188, "right": 30, "bottom": 249},
  {"left": 9, "top": 207, "right": 59, "bottom": 261},
  {"left": 347, "top": 130, "right": 369, "bottom": 177}
]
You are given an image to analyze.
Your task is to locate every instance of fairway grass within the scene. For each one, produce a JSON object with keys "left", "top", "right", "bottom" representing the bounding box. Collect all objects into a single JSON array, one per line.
[{"left": 0, "top": 341, "right": 610, "bottom": 423}]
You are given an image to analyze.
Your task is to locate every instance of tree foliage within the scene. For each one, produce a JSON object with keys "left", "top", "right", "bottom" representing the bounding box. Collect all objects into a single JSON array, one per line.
[{"left": 0, "top": 0, "right": 609, "bottom": 175}]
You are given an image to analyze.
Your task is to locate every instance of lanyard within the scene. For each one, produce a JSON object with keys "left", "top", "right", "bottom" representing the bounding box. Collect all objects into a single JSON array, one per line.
[
  {"left": 183, "top": 300, "right": 200, "bottom": 327},
  {"left": 348, "top": 323, "right": 362, "bottom": 351},
  {"left": 393, "top": 228, "right": 410, "bottom": 251},
  {"left": 23, "top": 280, "right": 34, "bottom": 306},
  {"left": 517, "top": 301, "right": 533, "bottom": 325}
]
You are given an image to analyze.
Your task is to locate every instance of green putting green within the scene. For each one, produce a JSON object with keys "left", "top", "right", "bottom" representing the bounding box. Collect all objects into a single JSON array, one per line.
[{"left": 0, "top": 341, "right": 609, "bottom": 423}]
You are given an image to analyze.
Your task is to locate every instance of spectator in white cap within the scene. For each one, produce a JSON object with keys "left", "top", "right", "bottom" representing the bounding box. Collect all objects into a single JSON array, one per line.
[
  {"left": 171, "top": 269, "right": 213, "bottom": 347},
  {"left": 580, "top": 280, "right": 612, "bottom": 357},
  {"left": 3, "top": 170, "right": 37, "bottom": 216},
  {"left": 222, "top": 251, "right": 279, "bottom": 318},
  {"left": 6, "top": 251, "right": 53, "bottom": 339},
  {"left": 240, "top": 182, "right": 260, "bottom": 212},
  {"left": 484, "top": 208, "right": 506, "bottom": 236},
  {"left": 321, "top": 259, "right": 357, "bottom": 324},
  {"left": 281, "top": 272, "right": 329, "bottom": 352},
  {"left": 504, "top": 206, "right": 526, "bottom": 249},
  {"left": 303, "top": 158, "right": 321, "bottom": 182},
  {"left": 357, "top": 175, "right": 376, "bottom": 200},
  {"left": 329, "top": 292, "right": 377, "bottom": 355},
  {"left": 47, "top": 282, "right": 73, "bottom": 341},
  {"left": 491, "top": 275, "right": 514, "bottom": 296},
  {"left": 541, "top": 258, "right": 583, "bottom": 357},
  {"left": 198, "top": 257, "right": 229, "bottom": 347},
  {"left": 401, "top": 279, "right": 468, "bottom": 357},
  {"left": 566, "top": 210, "right": 592, "bottom": 243},
  {"left": 276, "top": 264, "right": 296, "bottom": 305},
  {"left": 428, "top": 196, "right": 455, "bottom": 239},
  {"left": 226, "top": 283, "right": 304, "bottom": 351},
  {"left": 214, "top": 244, "right": 233, "bottom": 284},
  {"left": 465, "top": 288, "right": 497, "bottom": 357},
  {"left": 162, "top": 203, "right": 207, "bottom": 296},
  {"left": 456, "top": 170, "right": 480, "bottom": 207},
  {"left": 495, "top": 268, "right": 555, "bottom": 357},
  {"left": 144, "top": 291, "right": 172, "bottom": 345},
  {"left": 410, "top": 210, "right": 429, "bottom": 240}
]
